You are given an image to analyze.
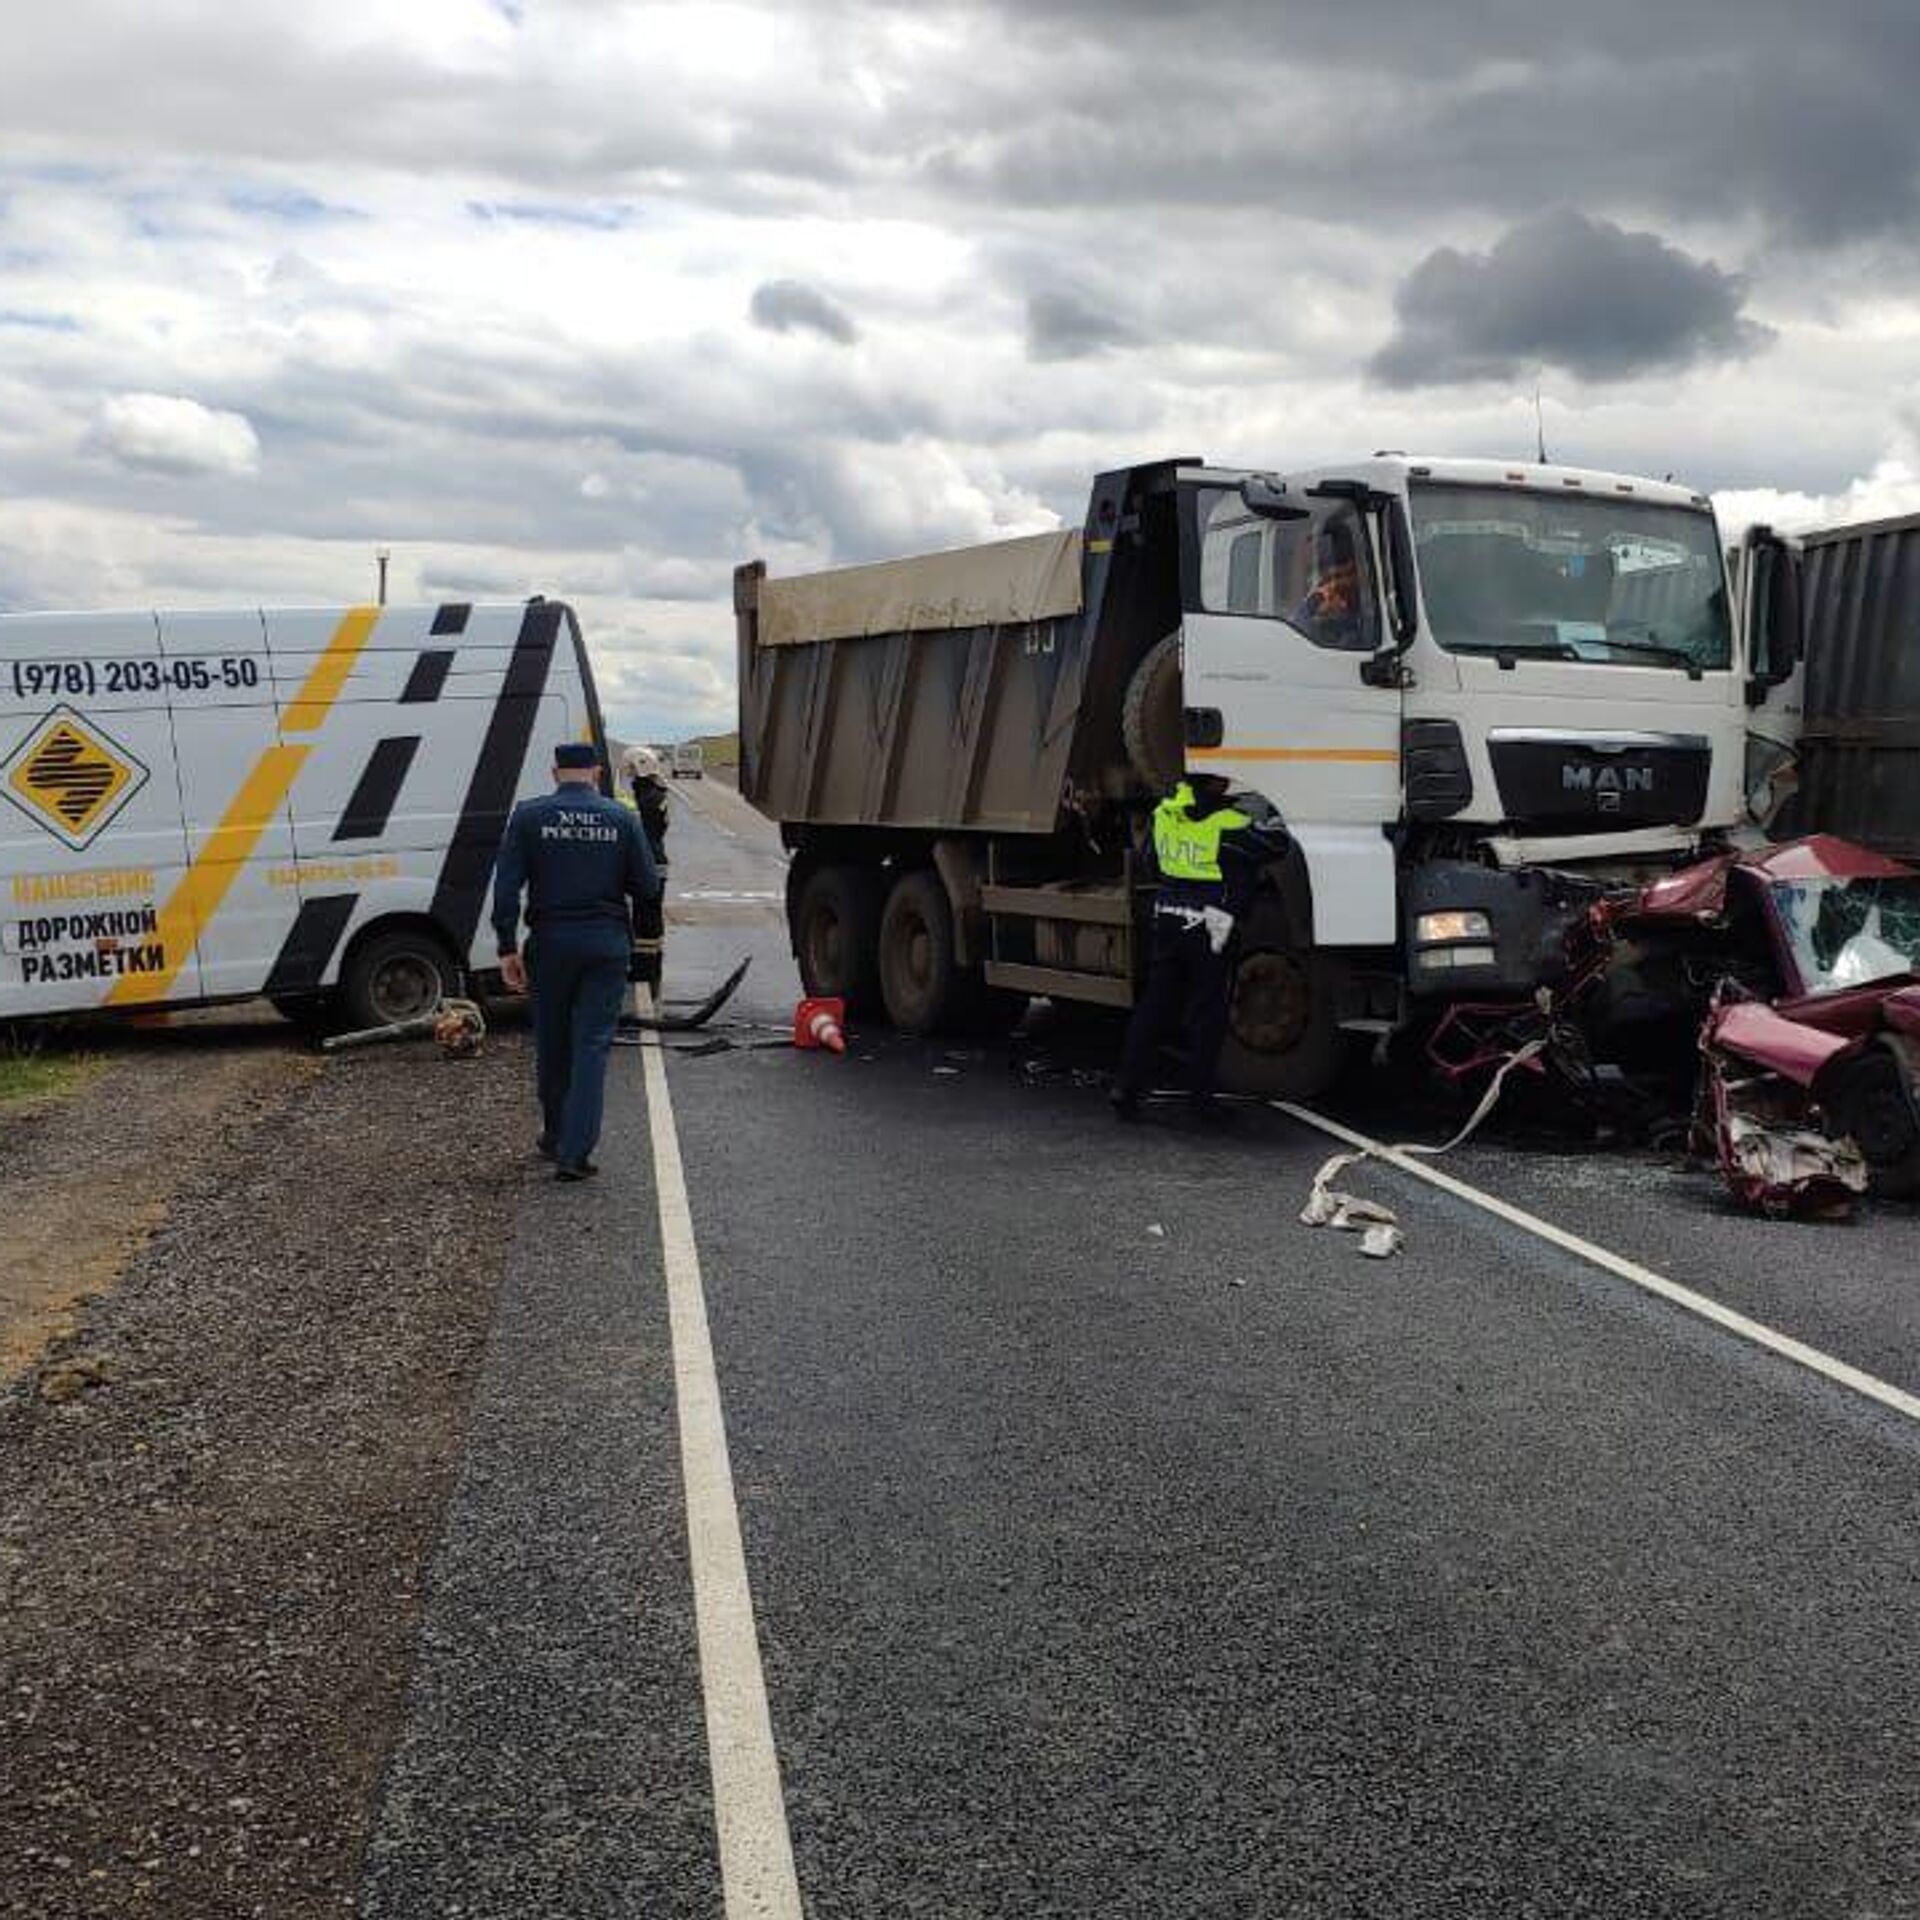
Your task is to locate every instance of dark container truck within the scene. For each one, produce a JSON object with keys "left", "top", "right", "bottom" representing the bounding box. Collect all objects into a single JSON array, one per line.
[
  {"left": 738, "top": 456, "right": 1772, "bottom": 1097},
  {"left": 1745, "top": 512, "right": 1920, "bottom": 861}
]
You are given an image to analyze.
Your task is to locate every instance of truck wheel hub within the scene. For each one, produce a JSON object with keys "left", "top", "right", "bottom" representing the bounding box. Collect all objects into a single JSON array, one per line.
[{"left": 1230, "top": 949, "right": 1310, "bottom": 1055}]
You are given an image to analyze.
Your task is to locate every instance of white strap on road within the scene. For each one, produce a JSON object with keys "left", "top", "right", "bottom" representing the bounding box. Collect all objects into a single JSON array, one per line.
[
  {"left": 1280, "top": 1097, "right": 1920, "bottom": 1429},
  {"left": 1298, "top": 1040, "right": 1546, "bottom": 1258},
  {"left": 636, "top": 989, "right": 806, "bottom": 1919}
]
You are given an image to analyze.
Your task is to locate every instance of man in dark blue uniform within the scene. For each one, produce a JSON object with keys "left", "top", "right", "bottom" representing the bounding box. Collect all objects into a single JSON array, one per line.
[{"left": 492, "top": 742, "right": 661, "bottom": 1181}]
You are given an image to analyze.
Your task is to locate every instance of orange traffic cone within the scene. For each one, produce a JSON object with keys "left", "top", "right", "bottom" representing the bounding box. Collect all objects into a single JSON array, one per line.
[{"left": 794, "top": 996, "right": 847, "bottom": 1054}]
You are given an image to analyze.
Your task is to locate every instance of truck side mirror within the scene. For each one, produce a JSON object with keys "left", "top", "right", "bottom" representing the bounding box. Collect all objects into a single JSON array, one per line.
[
  {"left": 1764, "top": 549, "right": 1802, "bottom": 681},
  {"left": 1746, "top": 538, "right": 1803, "bottom": 703},
  {"left": 1384, "top": 500, "right": 1419, "bottom": 647}
]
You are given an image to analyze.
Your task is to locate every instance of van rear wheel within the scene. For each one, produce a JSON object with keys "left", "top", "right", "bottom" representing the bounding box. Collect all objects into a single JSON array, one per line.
[{"left": 337, "top": 928, "right": 456, "bottom": 1032}]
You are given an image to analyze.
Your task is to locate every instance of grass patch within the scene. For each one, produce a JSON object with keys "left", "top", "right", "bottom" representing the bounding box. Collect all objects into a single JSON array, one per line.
[{"left": 0, "top": 1037, "right": 95, "bottom": 1107}]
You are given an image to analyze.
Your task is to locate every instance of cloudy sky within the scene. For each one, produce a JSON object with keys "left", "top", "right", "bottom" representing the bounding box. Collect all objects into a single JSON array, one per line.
[{"left": 5, "top": 1, "right": 1920, "bottom": 740}]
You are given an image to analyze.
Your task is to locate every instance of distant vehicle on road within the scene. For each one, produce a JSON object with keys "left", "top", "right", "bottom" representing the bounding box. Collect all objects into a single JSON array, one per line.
[
  {"left": 670, "top": 741, "right": 705, "bottom": 779},
  {"left": 1, "top": 599, "right": 609, "bottom": 1031}
]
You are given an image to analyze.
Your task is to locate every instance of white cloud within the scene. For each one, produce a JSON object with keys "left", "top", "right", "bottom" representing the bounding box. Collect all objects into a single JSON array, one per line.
[
  {"left": 1713, "top": 433, "right": 1920, "bottom": 540},
  {"left": 90, "top": 392, "right": 261, "bottom": 477}
]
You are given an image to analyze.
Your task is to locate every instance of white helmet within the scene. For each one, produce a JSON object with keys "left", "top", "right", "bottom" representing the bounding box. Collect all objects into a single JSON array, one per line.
[{"left": 622, "top": 744, "right": 664, "bottom": 782}]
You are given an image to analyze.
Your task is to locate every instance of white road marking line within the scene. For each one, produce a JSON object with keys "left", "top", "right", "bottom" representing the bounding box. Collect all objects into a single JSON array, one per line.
[
  {"left": 1277, "top": 1100, "right": 1920, "bottom": 1429},
  {"left": 637, "top": 992, "right": 805, "bottom": 1919}
]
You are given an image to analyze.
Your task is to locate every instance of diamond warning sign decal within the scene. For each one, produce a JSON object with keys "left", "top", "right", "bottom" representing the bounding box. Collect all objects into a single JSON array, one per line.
[{"left": 2, "top": 706, "right": 148, "bottom": 851}]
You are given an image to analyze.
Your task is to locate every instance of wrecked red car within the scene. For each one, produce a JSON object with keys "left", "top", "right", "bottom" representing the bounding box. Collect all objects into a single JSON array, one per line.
[{"left": 1615, "top": 836, "right": 1920, "bottom": 1212}]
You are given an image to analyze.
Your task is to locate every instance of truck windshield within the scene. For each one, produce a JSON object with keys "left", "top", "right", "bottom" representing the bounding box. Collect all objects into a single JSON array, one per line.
[
  {"left": 1769, "top": 875, "right": 1920, "bottom": 994},
  {"left": 1409, "top": 483, "right": 1731, "bottom": 672}
]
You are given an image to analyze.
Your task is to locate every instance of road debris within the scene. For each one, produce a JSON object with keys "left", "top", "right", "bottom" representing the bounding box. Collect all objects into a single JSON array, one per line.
[
  {"left": 322, "top": 997, "right": 486, "bottom": 1058},
  {"left": 619, "top": 956, "right": 752, "bottom": 1034},
  {"left": 1296, "top": 1039, "right": 1546, "bottom": 1258}
]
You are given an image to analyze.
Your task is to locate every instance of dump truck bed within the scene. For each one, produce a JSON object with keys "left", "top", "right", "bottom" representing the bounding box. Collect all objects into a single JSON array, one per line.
[{"left": 734, "top": 462, "right": 1186, "bottom": 835}]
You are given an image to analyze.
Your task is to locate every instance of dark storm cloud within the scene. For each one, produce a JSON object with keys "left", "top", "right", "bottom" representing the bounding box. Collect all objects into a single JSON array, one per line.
[
  {"left": 928, "top": 2, "right": 1920, "bottom": 246},
  {"left": 1370, "top": 212, "right": 1772, "bottom": 387},
  {"left": 1025, "top": 289, "right": 1136, "bottom": 362},
  {"left": 748, "top": 279, "right": 859, "bottom": 345}
]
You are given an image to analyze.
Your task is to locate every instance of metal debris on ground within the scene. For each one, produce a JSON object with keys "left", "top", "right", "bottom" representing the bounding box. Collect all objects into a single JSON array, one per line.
[
  {"left": 618, "top": 956, "right": 752, "bottom": 1034},
  {"left": 323, "top": 997, "right": 487, "bottom": 1058}
]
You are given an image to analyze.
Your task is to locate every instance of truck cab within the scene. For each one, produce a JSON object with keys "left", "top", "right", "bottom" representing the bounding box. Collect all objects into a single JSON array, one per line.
[{"left": 1177, "top": 456, "right": 1750, "bottom": 998}]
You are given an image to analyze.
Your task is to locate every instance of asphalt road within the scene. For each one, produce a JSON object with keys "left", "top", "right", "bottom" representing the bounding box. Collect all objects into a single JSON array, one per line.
[{"left": 363, "top": 775, "right": 1920, "bottom": 1919}]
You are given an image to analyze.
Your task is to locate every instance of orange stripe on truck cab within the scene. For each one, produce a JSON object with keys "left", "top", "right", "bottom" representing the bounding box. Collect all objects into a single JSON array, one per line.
[{"left": 1189, "top": 746, "right": 1399, "bottom": 764}]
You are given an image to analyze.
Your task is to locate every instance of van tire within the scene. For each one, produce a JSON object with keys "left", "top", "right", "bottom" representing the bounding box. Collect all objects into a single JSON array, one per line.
[
  {"left": 1122, "top": 631, "right": 1185, "bottom": 792},
  {"left": 1215, "top": 903, "right": 1347, "bottom": 1100},
  {"left": 878, "top": 869, "right": 963, "bottom": 1034},
  {"left": 337, "top": 927, "right": 456, "bottom": 1033},
  {"left": 793, "top": 864, "right": 884, "bottom": 1013}
]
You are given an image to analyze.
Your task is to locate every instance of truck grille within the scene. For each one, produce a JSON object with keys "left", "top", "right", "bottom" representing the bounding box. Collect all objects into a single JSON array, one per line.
[{"left": 1487, "top": 730, "right": 1711, "bottom": 830}]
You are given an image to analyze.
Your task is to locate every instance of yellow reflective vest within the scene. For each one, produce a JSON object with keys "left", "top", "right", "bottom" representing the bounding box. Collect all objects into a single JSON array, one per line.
[{"left": 1152, "top": 783, "right": 1251, "bottom": 884}]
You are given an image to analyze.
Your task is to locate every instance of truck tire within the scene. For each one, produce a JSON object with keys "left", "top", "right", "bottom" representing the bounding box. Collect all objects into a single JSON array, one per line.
[
  {"left": 793, "top": 864, "right": 884, "bottom": 1013},
  {"left": 1122, "top": 631, "right": 1185, "bottom": 792},
  {"left": 878, "top": 869, "right": 965, "bottom": 1035},
  {"left": 1215, "top": 902, "right": 1347, "bottom": 1100},
  {"left": 336, "top": 926, "right": 456, "bottom": 1033}
]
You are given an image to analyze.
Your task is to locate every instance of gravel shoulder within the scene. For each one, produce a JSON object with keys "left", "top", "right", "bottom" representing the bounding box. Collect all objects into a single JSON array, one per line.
[
  {"left": 0, "top": 1026, "right": 536, "bottom": 1918},
  {"left": 0, "top": 1014, "right": 312, "bottom": 1384}
]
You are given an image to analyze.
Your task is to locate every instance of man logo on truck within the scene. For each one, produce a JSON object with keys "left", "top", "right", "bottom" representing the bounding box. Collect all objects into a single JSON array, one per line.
[
  {"left": 1563, "top": 763, "right": 1654, "bottom": 795},
  {"left": 1, "top": 706, "right": 148, "bottom": 852}
]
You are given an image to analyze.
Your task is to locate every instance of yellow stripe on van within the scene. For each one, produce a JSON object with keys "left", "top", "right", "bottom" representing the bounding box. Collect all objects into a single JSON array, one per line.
[
  {"left": 106, "top": 606, "right": 377, "bottom": 1006},
  {"left": 281, "top": 605, "right": 380, "bottom": 734},
  {"left": 105, "top": 746, "right": 312, "bottom": 1005}
]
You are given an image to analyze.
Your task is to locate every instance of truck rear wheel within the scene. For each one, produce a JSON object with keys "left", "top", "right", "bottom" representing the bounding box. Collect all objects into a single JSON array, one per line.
[
  {"left": 793, "top": 864, "right": 884, "bottom": 1013},
  {"left": 1216, "top": 904, "right": 1347, "bottom": 1100},
  {"left": 878, "top": 870, "right": 964, "bottom": 1035},
  {"left": 337, "top": 927, "right": 456, "bottom": 1033},
  {"left": 1122, "top": 631, "right": 1185, "bottom": 792}
]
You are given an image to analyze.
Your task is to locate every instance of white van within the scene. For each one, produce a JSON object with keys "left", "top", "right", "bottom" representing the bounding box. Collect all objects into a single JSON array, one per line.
[
  {"left": 670, "top": 740, "right": 704, "bottom": 779},
  {"left": 1, "top": 598, "right": 607, "bottom": 1030}
]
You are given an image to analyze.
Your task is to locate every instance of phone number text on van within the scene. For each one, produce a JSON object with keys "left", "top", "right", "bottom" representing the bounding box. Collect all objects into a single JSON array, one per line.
[{"left": 10, "top": 657, "right": 263, "bottom": 700}]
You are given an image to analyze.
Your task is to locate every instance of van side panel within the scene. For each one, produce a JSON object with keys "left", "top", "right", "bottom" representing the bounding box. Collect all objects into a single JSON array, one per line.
[
  {"left": 1, "top": 602, "right": 592, "bottom": 1021},
  {"left": 152, "top": 609, "right": 286, "bottom": 1003},
  {"left": 0, "top": 613, "right": 196, "bottom": 1016}
]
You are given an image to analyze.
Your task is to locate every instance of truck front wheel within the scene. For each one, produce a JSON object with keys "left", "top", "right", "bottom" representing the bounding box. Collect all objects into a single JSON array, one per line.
[
  {"left": 793, "top": 864, "right": 884, "bottom": 1013},
  {"left": 878, "top": 870, "right": 963, "bottom": 1034},
  {"left": 1216, "top": 908, "right": 1347, "bottom": 1100}
]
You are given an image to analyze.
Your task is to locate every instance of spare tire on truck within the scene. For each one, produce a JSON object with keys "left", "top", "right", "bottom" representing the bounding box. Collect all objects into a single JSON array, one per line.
[
  {"left": 1214, "top": 898, "right": 1349, "bottom": 1100},
  {"left": 791, "top": 863, "right": 884, "bottom": 1013},
  {"left": 1122, "top": 631, "right": 1185, "bottom": 793}
]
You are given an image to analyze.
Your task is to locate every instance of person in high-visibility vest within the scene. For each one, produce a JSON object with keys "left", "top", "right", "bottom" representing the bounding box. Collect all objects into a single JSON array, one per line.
[{"left": 1112, "top": 772, "right": 1289, "bottom": 1123}]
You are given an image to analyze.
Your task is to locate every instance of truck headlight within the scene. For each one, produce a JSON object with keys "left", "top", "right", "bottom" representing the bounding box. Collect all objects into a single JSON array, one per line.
[{"left": 1414, "top": 909, "right": 1492, "bottom": 945}]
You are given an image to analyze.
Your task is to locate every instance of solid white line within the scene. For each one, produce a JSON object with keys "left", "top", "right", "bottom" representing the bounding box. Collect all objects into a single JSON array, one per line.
[
  {"left": 1276, "top": 1100, "right": 1920, "bottom": 1428},
  {"left": 638, "top": 994, "right": 805, "bottom": 1920}
]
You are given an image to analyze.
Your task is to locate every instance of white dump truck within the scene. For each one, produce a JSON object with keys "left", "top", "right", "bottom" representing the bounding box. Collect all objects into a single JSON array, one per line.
[{"left": 736, "top": 455, "right": 1799, "bottom": 1095}]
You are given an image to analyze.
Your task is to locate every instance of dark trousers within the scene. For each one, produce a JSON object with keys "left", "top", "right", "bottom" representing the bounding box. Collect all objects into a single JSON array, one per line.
[
  {"left": 527, "top": 925, "right": 630, "bottom": 1167},
  {"left": 1119, "top": 908, "right": 1233, "bottom": 1102}
]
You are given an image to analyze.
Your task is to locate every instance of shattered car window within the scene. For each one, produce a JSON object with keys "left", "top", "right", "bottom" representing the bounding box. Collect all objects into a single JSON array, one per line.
[{"left": 1770, "top": 877, "right": 1920, "bottom": 993}]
